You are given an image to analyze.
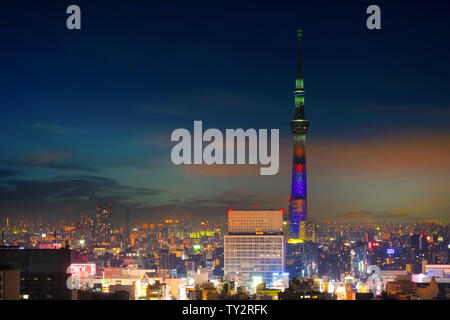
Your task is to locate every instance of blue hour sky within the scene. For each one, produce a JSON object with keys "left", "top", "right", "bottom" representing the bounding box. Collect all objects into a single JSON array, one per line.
[{"left": 0, "top": 0, "right": 449, "bottom": 225}]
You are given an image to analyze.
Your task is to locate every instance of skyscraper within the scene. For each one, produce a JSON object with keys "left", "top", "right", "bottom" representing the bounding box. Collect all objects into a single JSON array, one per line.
[
  {"left": 288, "top": 30, "right": 309, "bottom": 240},
  {"left": 224, "top": 210, "right": 284, "bottom": 291},
  {"left": 410, "top": 233, "right": 429, "bottom": 273},
  {"left": 94, "top": 202, "right": 112, "bottom": 245}
]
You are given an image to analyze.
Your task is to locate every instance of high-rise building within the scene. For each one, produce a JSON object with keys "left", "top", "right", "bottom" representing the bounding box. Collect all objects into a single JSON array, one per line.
[
  {"left": 158, "top": 249, "right": 176, "bottom": 270},
  {"left": 94, "top": 203, "right": 112, "bottom": 245},
  {"left": 285, "top": 241, "right": 319, "bottom": 278},
  {"left": 410, "top": 233, "right": 429, "bottom": 273},
  {"left": 352, "top": 242, "right": 368, "bottom": 279},
  {"left": 126, "top": 206, "right": 130, "bottom": 246},
  {"left": 288, "top": 30, "right": 310, "bottom": 240},
  {"left": 77, "top": 212, "right": 93, "bottom": 241},
  {"left": 224, "top": 210, "right": 284, "bottom": 291},
  {"left": 0, "top": 247, "right": 71, "bottom": 300},
  {"left": 212, "top": 247, "right": 224, "bottom": 277},
  {"left": 298, "top": 220, "right": 316, "bottom": 242}
]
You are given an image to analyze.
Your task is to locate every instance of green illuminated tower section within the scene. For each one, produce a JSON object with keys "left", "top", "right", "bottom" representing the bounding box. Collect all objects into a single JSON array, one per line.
[{"left": 288, "top": 30, "right": 309, "bottom": 240}]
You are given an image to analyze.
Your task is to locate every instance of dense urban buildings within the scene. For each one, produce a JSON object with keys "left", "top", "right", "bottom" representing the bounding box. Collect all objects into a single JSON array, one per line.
[{"left": 0, "top": 214, "right": 448, "bottom": 300}]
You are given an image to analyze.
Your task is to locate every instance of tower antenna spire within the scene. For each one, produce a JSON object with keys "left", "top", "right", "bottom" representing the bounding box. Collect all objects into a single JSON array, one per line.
[
  {"left": 296, "top": 30, "right": 303, "bottom": 81},
  {"left": 293, "top": 30, "right": 307, "bottom": 120}
]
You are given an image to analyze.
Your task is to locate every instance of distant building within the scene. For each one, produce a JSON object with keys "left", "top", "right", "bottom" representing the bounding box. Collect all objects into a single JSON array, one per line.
[
  {"left": 147, "top": 279, "right": 169, "bottom": 300},
  {"left": 212, "top": 247, "right": 224, "bottom": 277},
  {"left": 386, "top": 279, "right": 414, "bottom": 298},
  {"left": 278, "top": 277, "right": 332, "bottom": 300},
  {"left": 380, "top": 270, "right": 410, "bottom": 292},
  {"left": 410, "top": 233, "right": 428, "bottom": 273},
  {"left": 352, "top": 242, "right": 368, "bottom": 279},
  {"left": 224, "top": 210, "right": 284, "bottom": 291},
  {"left": 423, "top": 264, "right": 450, "bottom": 277},
  {"left": 285, "top": 241, "right": 319, "bottom": 278},
  {"left": 158, "top": 249, "right": 176, "bottom": 270},
  {"left": 0, "top": 247, "right": 71, "bottom": 300},
  {"left": 94, "top": 203, "right": 112, "bottom": 245}
]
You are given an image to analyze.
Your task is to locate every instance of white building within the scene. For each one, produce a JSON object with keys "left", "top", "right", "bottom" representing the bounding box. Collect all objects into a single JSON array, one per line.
[
  {"left": 224, "top": 210, "right": 284, "bottom": 292},
  {"left": 227, "top": 210, "right": 283, "bottom": 234}
]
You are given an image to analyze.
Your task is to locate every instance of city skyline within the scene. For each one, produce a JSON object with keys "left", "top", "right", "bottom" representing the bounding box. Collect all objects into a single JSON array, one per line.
[{"left": 0, "top": 0, "right": 449, "bottom": 224}]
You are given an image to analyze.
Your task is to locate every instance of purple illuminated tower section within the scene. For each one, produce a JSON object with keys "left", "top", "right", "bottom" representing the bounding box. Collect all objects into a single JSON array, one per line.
[{"left": 288, "top": 30, "right": 309, "bottom": 239}]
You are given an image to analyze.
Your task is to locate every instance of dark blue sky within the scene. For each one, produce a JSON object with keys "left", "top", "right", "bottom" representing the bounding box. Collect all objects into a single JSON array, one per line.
[{"left": 0, "top": 0, "right": 449, "bottom": 224}]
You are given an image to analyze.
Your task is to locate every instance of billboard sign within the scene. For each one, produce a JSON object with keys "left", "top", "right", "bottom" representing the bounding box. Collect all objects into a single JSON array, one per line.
[{"left": 70, "top": 263, "right": 96, "bottom": 276}]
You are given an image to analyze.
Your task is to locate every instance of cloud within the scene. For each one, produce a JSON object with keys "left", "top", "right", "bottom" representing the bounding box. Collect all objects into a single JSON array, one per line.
[
  {"left": 0, "top": 169, "right": 23, "bottom": 178},
  {"left": 307, "top": 132, "right": 450, "bottom": 175},
  {"left": 332, "top": 209, "right": 414, "bottom": 223},
  {"left": 412, "top": 181, "right": 450, "bottom": 193},
  {"left": 30, "top": 122, "right": 73, "bottom": 134},
  {"left": 0, "top": 175, "right": 162, "bottom": 220},
  {"left": 126, "top": 189, "right": 282, "bottom": 222},
  {"left": 6, "top": 150, "right": 100, "bottom": 173},
  {"left": 126, "top": 131, "right": 172, "bottom": 149},
  {"left": 24, "top": 150, "right": 71, "bottom": 164},
  {"left": 390, "top": 195, "right": 450, "bottom": 217},
  {"left": 133, "top": 104, "right": 191, "bottom": 117},
  {"left": 334, "top": 210, "right": 376, "bottom": 221},
  {"left": 176, "top": 130, "right": 450, "bottom": 178},
  {"left": 330, "top": 193, "right": 450, "bottom": 223}
]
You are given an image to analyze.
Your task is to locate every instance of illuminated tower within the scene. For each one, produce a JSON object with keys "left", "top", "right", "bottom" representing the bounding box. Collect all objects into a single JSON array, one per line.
[{"left": 288, "top": 30, "right": 309, "bottom": 240}]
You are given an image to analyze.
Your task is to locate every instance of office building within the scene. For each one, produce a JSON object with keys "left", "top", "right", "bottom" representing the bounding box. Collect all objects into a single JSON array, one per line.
[{"left": 224, "top": 210, "right": 284, "bottom": 291}]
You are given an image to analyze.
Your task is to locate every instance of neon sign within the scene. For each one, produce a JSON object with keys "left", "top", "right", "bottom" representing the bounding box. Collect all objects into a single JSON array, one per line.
[{"left": 70, "top": 263, "right": 96, "bottom": 276}]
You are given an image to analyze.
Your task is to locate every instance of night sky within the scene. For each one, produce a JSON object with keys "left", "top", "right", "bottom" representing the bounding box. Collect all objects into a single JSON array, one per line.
[{"left": 0, "top": 0, "right": 449, "bottom": 225}]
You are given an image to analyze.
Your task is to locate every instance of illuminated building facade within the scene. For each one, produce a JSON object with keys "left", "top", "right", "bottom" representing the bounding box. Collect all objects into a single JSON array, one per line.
[
  {"left": 285, "top": 241, "right": 319, "bottom": 278},
  {"left": 224, "top": 235, "right": 284, "bottom": 290},
  {"left": 158, "top": 249, "right": 177, "bottom": 270},
  {"left": 288, "top": 30, "right": 309, "bottom": 239},
  {"left": 94, "top": 202, "right": 112, "bottom": 245},
  {"left": 352, "top": 242, "right": 368, "bottom": 279},
  {"left": 228, "top": 210, "right": 283, "bottom": 234},
  {"left": 224, "top": 210, "right": 284, "bottom": 291},
  {"left": 410, "top": 233, "right": 429, "bottom": 273}
]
